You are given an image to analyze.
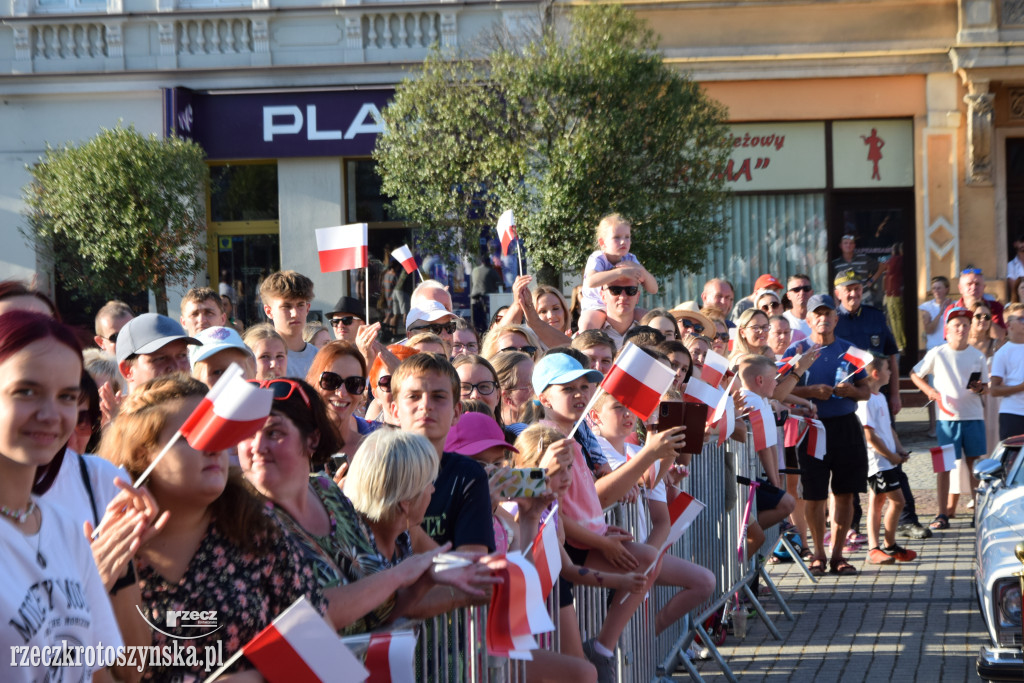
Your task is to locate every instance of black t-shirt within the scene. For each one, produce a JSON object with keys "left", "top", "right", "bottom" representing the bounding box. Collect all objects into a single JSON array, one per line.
[{"left": 422, "top": 452, "right": 496, "bottom": 552}]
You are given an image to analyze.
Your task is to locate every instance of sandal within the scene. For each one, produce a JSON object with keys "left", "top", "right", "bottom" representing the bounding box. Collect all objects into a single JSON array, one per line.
[
  {"left": 929, "top": 514, "right": 950, "bottom": 530},
  {"left": 828, "top": 558, "right": 858, "bottom": 576},
  {"left": 808, "top": 557, "right": 826, "bottom": 576},
  {"left": 799, "top": 547, "right": 813, "bottom": 560}
]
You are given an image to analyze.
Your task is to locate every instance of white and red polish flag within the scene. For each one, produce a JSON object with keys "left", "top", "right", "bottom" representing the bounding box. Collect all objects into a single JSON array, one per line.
[
  {"left": 784, "top": 416, "right": 810, "bottom": 449},
  {"left": 496, "top": 210, "right": 518, "bottom": 256},
  {"left": 708, "top": 375, "right": 738, "bottom": 445},
  {"left": 805, "top": 418, "right": 826, "bottom": 460},
  {"left": 701, "top": 349, "right": 730, "bottom": 389},
  {"left": 776, "top": 352, "right": 802, "bottom": 379},
  {"left": 602, "top": 342, "right": 676, "bottom": 421},
  {"left": 747, "top": 405, "right": 770, "bottom": 451},
  {"left": 531, "top": 506, "right": 561, "bottom": 600},
  {"left": 179, "top": 363, "right": 273, "bottom": 452},
  {"left": 390, "top": 245, "right": 418, "bottom": 275},
  {"left": 653, "top": 491, "right": 705, "bottom": 559},
  {"left": 487, "top": 551, "right": 555, "bottom": 659},
  {"left": 931, "top": 444, "right": 956, "bottom": 473},
  {"left": 242, "top": 596, "right": 368, "bottom": 683},
  {"left": 683, "top": 377, "right": 722, "bottom": 409},
  {"left": 842, "top": 346, "right": 873, "bottom": 374},
  {"left": 364, "top": 632, "right": 417, "bottom": 683},
  {"left": 728, "top": 326, "right": 738, "bottom": 353},
  {"left": 316, "top": 223, "right": 368, "bottom": 273}
]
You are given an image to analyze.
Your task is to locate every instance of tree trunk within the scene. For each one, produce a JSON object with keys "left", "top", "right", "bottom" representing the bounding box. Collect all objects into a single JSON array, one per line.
[
  {"left": 535, "top": 262, "right": 561, "bottom": 288},
  {"left": 154, "top": 276, "right": 169, "bottom": 316}
]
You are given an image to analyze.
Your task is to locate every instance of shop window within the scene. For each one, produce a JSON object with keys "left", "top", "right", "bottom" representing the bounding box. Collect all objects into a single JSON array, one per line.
[
  {"left": 346, "top": 159, "right": 400, "bottom": 224},
  {"left": 210, "top": 163, "right": 279, "bottom": 223},
  {"left": 653, "top": 193, "right": 827, "bottom": 309}
]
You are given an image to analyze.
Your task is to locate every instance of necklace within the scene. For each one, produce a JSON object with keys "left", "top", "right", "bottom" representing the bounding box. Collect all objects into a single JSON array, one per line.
[
  {"left": 0, "top": 500, "right": 36, "bottom": 524},
  {"left": 26, "top": 508, "right": 47, "bottom": 569}
]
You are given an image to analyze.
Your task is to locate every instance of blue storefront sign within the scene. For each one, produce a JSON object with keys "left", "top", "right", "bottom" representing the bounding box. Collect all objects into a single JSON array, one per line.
[{"left": 163, "top": 87, "right": 393, "bottom": 160}]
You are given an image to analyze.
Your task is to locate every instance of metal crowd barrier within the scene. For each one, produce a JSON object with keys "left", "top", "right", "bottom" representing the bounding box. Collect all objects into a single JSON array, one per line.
[{"left": 405, "top": 427, "right": 801, "bottom": 683}]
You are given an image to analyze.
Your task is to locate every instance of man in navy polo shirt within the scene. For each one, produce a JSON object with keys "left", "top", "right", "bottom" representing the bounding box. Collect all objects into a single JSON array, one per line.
[
  {"left": 786, "top": 294, "right": 871, "bottom": 577},
  {"left": 833, "top": 270, "right": 929, "bottom": 540}
]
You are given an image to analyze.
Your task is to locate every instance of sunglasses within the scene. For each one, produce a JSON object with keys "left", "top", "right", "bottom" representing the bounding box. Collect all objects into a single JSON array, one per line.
[
  {"left": 678, "top": 319, "right": 705, "bottom": 334},
  {"left": 319, "top": 371, "right": 366, "bottom": 394},
  {"left": 789, "top": 285, "right": 813, "bottom": 294},
  {"left": 408, "top": 322, "right": 457, "bottom": 336},
  {"left": 249, "top": 379, "right": 311, "bottom": 407},
  {"left": 329, "top": 316, "right": 357, "bottom": 327},
  {"left": 716, "top": 332, "right": 730, "bottom": 342},
  {"left": 461, "top": 381, "right": 497, "bottom": 396},
  {"left": 760, "top": 301, "right": 781, "bottom": 311},
  {"left": 377, "top": 375, "right": 392, "bottom": 391},
  {"left": 744, "top": 324, "right": 770, "bottom": 333},
  {"left": 974, "top": 314, "right": 992, "bottom": 321},
  {"left": 105, "top": 332, "right": 118, "bottom": 344},
  {"left": 962, "top": 268, "right": 983, "bottom": 275},
  {"left": 501, "top": 345, "right": 538, "bottom": 355},
  {"left": 606, "top": 285, "right": 639, "bottom": 296}
]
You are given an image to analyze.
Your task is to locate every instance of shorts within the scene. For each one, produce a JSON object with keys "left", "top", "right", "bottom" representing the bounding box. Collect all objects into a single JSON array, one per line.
[
  {"left": 564, "top": 542, "right": 589, "bottom": 568},
  {"left": 936, "top": 420, "right": 986, "bottom": 459},
  {"left": 558, "top": 576, "right": 574, "bottom": 608},
  {"left": 798, "top": 412, "right": 869, "bottom": 501},
  {"left": 755, "top": 478, "right": 787, "bottom": 512},
  {"left": 868, "top": 468, "right": 901, "bottom": 494}
]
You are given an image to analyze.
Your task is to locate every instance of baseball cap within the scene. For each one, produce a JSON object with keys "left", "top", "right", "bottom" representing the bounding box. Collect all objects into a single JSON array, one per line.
[
  {"left": 406, "top": 300, "right": 453, "bottom": 329},
  {"left": 833, "top": 269, "right": 861, "bottom": 288},
  {"left": 445, "top": 412, "right": 519, "bottom": 456},
  {"left": 327, "top": 296, "right": 366, "bottom": 320},
  {"left": 754, "top": 274, "right": 783, "bottom": 291},
  {"left": 532, "top": 353, "right": 603, "bottom": 395},
  {"left": 189, "top": 326, "right": 251, "bottom": 365},
  {"left": 806, "top": 294, "right": 836, "bottom": 313},
  {"left": 945, "top": 306, "right": 972, "bottom": 324},
  {"left": 116, "top": 313, "right": 199, "bottom": 363}
]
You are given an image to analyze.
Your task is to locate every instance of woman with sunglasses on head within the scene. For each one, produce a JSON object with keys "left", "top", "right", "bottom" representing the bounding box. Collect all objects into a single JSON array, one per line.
[
  {"left": 238, "top": 379, "right": 490, "bottom": 633},
  {"left": 307, "top": 340, "right": 375, "bottom": 460},
  {"left": 102, "top": 374, "right": 325, "bottom": 681},
  {"left": 481, "top": 323, "right": 544, "bottom": 361},
  {"left": 453, "top": 354, "right": 504, "bottom": 430},
  {"left": 491, "top": 350, "right": 539, "bottom": 428},
  {"left": 640, "top": 308, "right": 681, "bottom": 341}
]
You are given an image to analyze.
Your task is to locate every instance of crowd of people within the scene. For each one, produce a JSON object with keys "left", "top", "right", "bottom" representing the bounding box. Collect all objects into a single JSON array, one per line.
[{"left": 1, "top": 212, "right": 1006, "bottom": 682}]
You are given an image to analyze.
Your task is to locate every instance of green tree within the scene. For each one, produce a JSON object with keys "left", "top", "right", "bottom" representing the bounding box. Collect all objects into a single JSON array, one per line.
[
  {"left": 374, "top": 4, "right": 732, "bottom": 285},
  {"left": 23, "top": 125, "right": 207, "bottom": 315}
]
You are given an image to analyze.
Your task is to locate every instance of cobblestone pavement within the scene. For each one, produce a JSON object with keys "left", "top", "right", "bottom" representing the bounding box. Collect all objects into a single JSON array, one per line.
[{"left": 684, "top": 405, "right": 991, "bottom": 682}]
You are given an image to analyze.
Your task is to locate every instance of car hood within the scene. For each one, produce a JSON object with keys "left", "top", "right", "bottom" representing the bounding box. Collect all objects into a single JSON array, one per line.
[{"left": 978, "top": 485, "right": 1024, "bottom": 643}]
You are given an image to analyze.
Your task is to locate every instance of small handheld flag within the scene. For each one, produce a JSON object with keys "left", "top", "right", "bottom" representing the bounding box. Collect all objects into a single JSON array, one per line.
[
  {"left": 931, "top": 444, "right": 956, "bottom": 473},
  {"left": 601, "top": 342, "right": 676, "bottom": 421},
  {"left": 391, "top": 244, "right": 418, "bottom": 276},
  {"left": 497, "top": 210, "right": 518, "bottom": 256},
  {"left": 701, "top": 349, "right": 730, "bottom": 389},
  {"left": 365, "top": 631, "right": 417, "bottom": 683},
  {"left": 316, "top": 223, "right": 369, "bottom": 273}
]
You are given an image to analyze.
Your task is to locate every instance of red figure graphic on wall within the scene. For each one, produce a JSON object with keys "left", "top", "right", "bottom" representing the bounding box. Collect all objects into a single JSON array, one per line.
[{"left": 860, "top": 128, "right": 885, "bottom": 181}]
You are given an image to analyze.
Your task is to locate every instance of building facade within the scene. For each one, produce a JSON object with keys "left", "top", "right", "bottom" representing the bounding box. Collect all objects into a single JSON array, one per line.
[{"left": 0, "top": 0, "right": 1017, "bottom": 350}]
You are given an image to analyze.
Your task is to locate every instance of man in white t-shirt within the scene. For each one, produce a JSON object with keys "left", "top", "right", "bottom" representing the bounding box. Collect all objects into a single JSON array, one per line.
[
  {"left": 783, "top": 274, "right": 813, "bottom": 342},
  {"left": 990, "top": 303, "right": 1024, "bottom": 441},
  {"left": 1008, "top": 234, "right": 1024, "bottom": 285}
]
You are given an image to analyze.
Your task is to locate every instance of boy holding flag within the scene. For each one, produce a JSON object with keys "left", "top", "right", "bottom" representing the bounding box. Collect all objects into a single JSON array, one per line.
[{"left": 910, "top": 306, "right": 988, "bottom": 530}]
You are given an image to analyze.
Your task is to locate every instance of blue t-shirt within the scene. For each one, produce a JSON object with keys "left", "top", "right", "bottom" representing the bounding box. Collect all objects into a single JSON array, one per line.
[
  {"left": 422, "top": 452, "right": 496, "bottom": 552},
  {"left": 785, "top": 337, "right": 867, "bottom": 419}
]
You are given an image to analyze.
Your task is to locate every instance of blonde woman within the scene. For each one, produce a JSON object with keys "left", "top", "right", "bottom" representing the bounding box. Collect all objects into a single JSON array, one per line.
[
  {"left": 242, "top": 322, "right": 289, "bottom": 380},
  {"left": 481, "top": 323, "right": 544, "bottom": 361}
]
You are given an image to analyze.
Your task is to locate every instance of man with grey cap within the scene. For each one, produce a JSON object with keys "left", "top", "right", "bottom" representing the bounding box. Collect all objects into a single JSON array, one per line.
[
  {"left": 785, "top": 294, "right": 871, "bottom": 577},
  {"left": 116, "top": 313, "right": 199, "bottom": 394},
  {"left": 326, "top": 295, "right": 366, "bottom": 343}
]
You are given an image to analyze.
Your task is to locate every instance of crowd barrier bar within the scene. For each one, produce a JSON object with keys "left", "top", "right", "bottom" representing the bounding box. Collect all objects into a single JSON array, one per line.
[{"left": 404, "top": 425, "right": 802, "bottom": 683}]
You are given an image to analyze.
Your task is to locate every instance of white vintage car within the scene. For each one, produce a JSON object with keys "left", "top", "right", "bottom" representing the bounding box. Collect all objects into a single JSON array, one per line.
[{"left": 976, "top": 436, "right": 1024, "bottom": 682}]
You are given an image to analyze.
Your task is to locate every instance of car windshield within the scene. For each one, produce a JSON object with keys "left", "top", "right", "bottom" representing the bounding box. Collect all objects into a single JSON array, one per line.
[{"left": 1005, "top": 446, "right": 1024, "bottom": 486}]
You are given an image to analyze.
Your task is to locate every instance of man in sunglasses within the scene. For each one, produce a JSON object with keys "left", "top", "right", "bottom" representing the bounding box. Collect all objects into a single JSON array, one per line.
[
  {"left": 598, "top": 276, "right": 642, "bottom": 347},
  {"left": 405, "top": 300, "right": 456, "bottom": 352},
  {"left": 93, "top": 300, "right": 133, "bottom": 356},
  {"left": 831, "top": 233, "right": 884, "bottom": 307},
  {"left": 784, "top": 274, "right": 814, "bottom": 342},
  {"left": 944, "top": 267, "right": 1006, "bottom": 343},
  {"left": 326, "top": 295, "right": 366, "bottom": 344}
]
